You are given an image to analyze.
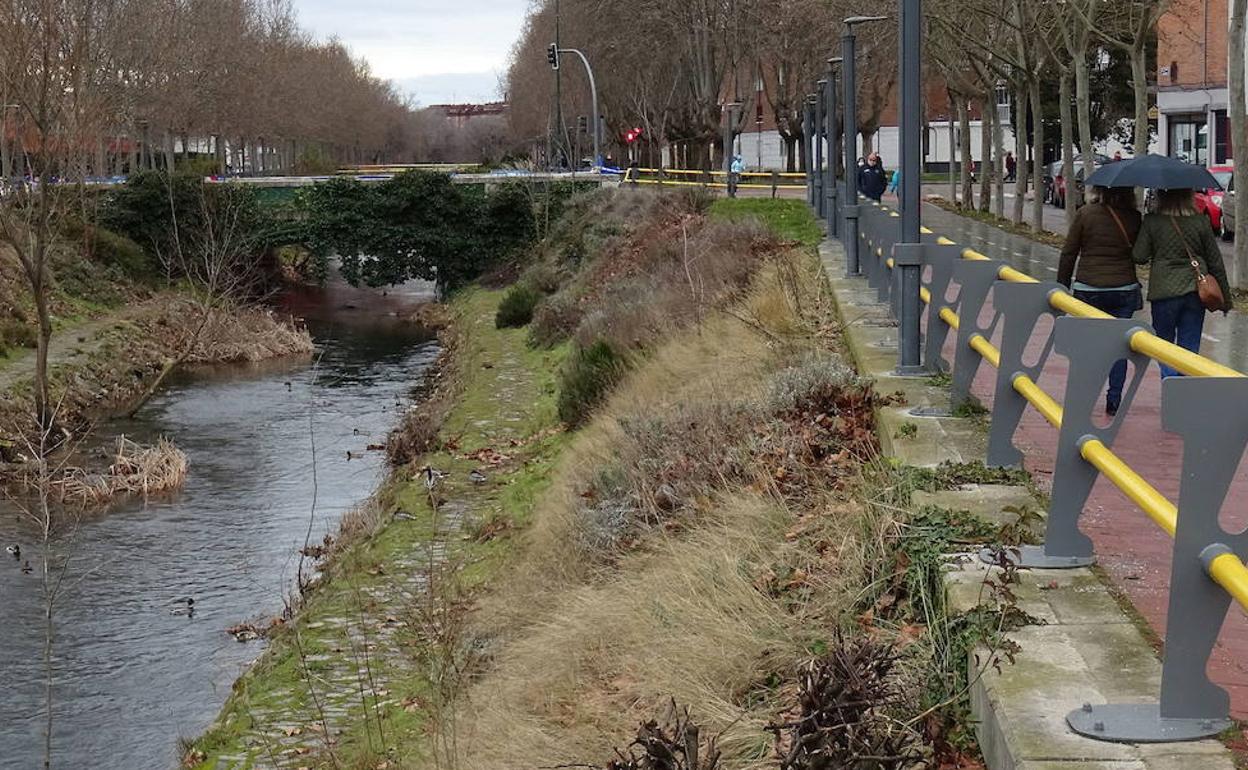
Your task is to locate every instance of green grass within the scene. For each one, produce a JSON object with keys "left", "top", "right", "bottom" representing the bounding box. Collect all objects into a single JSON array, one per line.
[{"left": 709, "top": 198, "right": 822, "bottom": 247}]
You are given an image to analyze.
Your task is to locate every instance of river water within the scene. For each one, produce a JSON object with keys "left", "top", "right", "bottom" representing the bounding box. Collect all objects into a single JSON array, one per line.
[{"left": 0, "top": 276, "right": 439, "bottom": 769}]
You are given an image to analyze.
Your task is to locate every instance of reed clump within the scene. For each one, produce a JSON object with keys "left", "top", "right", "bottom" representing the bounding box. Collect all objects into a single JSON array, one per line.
[{"left": 52, "top": 435, "right": 188, "bottom": 505}]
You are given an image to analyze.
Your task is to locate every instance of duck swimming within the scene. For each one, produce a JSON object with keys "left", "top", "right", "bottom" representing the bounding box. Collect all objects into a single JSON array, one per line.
[
  {"left": 171, "top": 597, "right": 195, "bottom": 616},
  {"left": 21, "top": 561, "right": 32, "bottom": 574},
  {"left": 5, "top": 545, "right": 18, "bottom": 559}
]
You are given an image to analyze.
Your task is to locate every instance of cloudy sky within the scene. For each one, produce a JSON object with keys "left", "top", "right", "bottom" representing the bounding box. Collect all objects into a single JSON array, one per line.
[{"left": 296, "top": 0, "right": 531, "bottom": 105}]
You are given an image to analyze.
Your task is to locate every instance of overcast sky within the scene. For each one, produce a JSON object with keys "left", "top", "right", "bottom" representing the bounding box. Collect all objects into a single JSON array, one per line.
[{"left": 296, "top": 0, "right": 531, "bottom": 105}]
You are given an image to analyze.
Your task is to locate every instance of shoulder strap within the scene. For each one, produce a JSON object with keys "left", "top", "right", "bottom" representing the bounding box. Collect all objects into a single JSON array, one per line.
[
  {"left": 1105, "top": 204, "right": 1132, "bottom": 247},
  {"left": 1169, "top": 215, "right": 1206, "bottom": 276}
]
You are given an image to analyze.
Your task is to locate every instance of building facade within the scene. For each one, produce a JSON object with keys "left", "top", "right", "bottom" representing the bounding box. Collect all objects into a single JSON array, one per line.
[{"left": 1156, "top": 0, "right": 1235, "bottom": 165}]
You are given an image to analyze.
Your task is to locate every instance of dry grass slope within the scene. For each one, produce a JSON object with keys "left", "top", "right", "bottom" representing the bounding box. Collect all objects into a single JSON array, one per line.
[{"left": 450, "top": 249, "right": 900, "bottom": 769}]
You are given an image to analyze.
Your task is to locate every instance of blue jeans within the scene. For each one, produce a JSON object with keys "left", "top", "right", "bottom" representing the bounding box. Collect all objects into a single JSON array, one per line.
[
  {"left": 1074, "top": 288, "right": 1141, "bottom": 406},
  {"left": 1149, "top": 292, "right": 1206, "bottom": 379}
]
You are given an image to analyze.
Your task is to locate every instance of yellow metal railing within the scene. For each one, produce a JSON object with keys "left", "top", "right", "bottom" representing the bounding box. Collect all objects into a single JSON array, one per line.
[
  {"left": 627, "top": 167, "right": 807, "bottom": 190},
  {"left": 862, "top": 208, "right": 1248, "bottom": 609}
]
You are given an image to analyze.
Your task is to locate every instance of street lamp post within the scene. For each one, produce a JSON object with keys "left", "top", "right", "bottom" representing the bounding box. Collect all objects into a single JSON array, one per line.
[
  {"left": 840, "top": 16, "right": 887, "bottom": 275},
  {"left": 825, "top": 60, "right": 842, "bottom": 238},
  {"left": 815, "top": 80, "right": 827, "bottom": 219},
  {"left": 722, "top": 101, "right": 740, "bottom": 197},
  {"left": 894, "top": 0, "right": 924, "bottom": 373},
  {"left": 554, "top": 47, "right": 601, "bottom": 169},
  {"left": 803, "top": 98, "right": 815, "bottom": 206}
]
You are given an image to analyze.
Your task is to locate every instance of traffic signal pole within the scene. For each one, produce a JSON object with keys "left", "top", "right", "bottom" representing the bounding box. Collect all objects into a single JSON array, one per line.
[{"left": 556, "top": 48, "right": 600, "bottom": 169}]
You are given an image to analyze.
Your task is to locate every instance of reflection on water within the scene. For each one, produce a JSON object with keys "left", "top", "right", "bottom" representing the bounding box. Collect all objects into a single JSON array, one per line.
[{"left": 0, "top": 276, "right": 438, "bottom": 769}]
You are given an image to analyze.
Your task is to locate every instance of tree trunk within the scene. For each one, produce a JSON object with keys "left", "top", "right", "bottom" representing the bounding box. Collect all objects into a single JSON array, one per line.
[
  {"left": 993, "top": 99, "right": 1005, "bottom": 219},
  {"left": 1060, "top": 70, "right": 1077, "bottom": 228},
  {"left": 1231, "top": 0, "right": 1247, "bottom": 286},
  {"left": 947, "top": 104, "right": 957, "bottom": 203},
  {"left": 1129, "top": 45, "right": 1150, "bottom": 157},
  {"left": 1075, "top": 53, "right": 1095, "bottom": 180},
  {"left": 1029, "top": 77, "right": 1045, "bottom": 232},
  {"left": 958, "top": 97, "right": 974, "bottom": 208},
  {"left": 979, "top": 98, "right": 993, "bottom": 212},
  {"left": 1012, "top": 85, "right": 1027, "bottom": 224}
]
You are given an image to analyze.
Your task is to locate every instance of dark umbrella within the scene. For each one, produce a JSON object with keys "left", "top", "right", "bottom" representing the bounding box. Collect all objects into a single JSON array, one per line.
[{"left": 1085, "top": 153, "right": 1222, "bottom": 190}]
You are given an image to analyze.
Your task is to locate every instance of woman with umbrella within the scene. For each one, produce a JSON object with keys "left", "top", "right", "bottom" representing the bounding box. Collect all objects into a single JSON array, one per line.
[
  {"left": 1086, "top": 155, "right": 1233, "bottom": 378},
  {"left": 1132, "top": 188, "right": 1232, "bottom": 376},
  {"left": 1057, "top": 185, "right": 1142, "bottom": 415}
]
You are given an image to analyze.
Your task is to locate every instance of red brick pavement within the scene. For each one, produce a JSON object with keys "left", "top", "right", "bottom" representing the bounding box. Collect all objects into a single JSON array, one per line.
[{"left": 934, "top": 300, "right": 1248, "bottom": 719}]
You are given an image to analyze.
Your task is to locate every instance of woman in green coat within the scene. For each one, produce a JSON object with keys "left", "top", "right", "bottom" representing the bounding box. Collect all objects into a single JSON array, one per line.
[{"left": 1132, "top": 188, "right": 1233, "bottom": 378}]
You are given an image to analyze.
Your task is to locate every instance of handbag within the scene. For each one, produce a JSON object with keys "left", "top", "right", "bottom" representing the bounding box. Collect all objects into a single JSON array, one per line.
[{"left": 1169, "top": 216, "right": 1225, "bottom": 311}]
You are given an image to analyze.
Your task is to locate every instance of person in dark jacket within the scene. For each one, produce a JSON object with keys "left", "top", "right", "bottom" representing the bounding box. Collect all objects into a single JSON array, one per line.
[
  {"left": 1058, "top": 186, "right": 1143, "bottom": 415},
  {"left": 1133, "top": 187, "right": 1233, "bottom": 378},
  {"left": 858, "top": 153, "right": 887, "bottom": 201}
]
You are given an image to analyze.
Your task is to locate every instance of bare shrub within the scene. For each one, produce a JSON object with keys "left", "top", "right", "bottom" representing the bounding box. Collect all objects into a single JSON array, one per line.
[
  {"left": 767, "top": 635, "right": 920, "bottom": 770},
  {"left": 605, "top": 700, "right": 722, "bottom": 770}
]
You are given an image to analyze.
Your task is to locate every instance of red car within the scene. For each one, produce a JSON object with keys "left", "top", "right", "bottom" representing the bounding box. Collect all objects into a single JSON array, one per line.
[{"left": 1195, "top": 165, "right": 1234, "bottom": 234}]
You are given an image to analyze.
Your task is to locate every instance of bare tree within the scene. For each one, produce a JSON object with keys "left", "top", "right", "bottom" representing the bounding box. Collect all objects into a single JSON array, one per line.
[{"left": 1232, "top": 0, "right": 1247, "bottom": 286}]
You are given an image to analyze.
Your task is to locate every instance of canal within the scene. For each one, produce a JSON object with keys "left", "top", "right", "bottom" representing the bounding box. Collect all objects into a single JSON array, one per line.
[{"left": 0, "top": 275, "right": 438, "bottom": 769}]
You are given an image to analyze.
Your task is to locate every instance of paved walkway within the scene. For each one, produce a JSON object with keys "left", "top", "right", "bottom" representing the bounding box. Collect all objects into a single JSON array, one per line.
[
  {"left": 917, "top": 183, "right": 1242, "bottom": 283},
  {"left": 907, "top": 203, "right": 1248, "bottom": 718}
]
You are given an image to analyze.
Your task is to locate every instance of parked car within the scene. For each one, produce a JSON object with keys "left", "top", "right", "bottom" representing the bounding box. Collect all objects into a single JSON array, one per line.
[
  {"left": 1195, "top": 165, "right": 1234, "bottom": 238},
  {"left": 1222, "top": 187, "right": 1237, "bottom": 241},
  {"left": 1045, "top": 154, "right": 1111, "bottom": 208}
]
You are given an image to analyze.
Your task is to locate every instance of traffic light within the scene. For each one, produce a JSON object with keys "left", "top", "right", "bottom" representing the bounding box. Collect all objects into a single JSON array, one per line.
[
  {"left": 577, "top": 115, "right": 587, "bottom": 132},
  {"left": 624, "top": 127, "right": 643, "bottom": 145},
  {"left": 547, "top": 43, "right": 559, "bottom": 70}
]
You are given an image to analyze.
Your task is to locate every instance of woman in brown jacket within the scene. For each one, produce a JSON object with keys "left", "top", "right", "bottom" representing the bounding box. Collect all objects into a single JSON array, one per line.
[{"left": 1057, "top": 186, "right": 1142, "bottom": 415}]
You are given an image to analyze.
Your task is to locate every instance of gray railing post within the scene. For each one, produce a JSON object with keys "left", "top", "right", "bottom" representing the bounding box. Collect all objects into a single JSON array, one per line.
[
  {"left": 1067, "top": 375, "right": 1247, "bottom": 743},
  {"left": 984, "top": 315, "right": 1152, "bottom": 569},
  {"left": 918, "top": 238, "right": 963, "bottom": 373},
  {"left": 947, "top": 260, "right": 1005, "bottom": 408},
  {"left": 982, "top": 281, "right": 1064, "bottom": 469}
]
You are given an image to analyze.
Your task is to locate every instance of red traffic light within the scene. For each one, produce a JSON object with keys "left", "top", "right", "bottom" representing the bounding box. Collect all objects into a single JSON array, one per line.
[{"left": 624, "top": 127, "right": 643, "bottom": 144}]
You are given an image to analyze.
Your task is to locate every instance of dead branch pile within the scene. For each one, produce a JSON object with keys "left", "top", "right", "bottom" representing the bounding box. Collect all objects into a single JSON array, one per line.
[
  {"left": 52, "top": 435, "right": 188, "bottom": 505},
  {"left": 768, "top": 635, "right": 920, "bottom": 770},
  {"left": 605, "top": 700, "right": 722, "bottom": 770}
]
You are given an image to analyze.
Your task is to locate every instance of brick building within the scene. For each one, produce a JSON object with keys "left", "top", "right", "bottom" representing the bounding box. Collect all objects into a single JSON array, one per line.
[{"left": 1156, "top": 0, "right": 1236, "bottom": 165}]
